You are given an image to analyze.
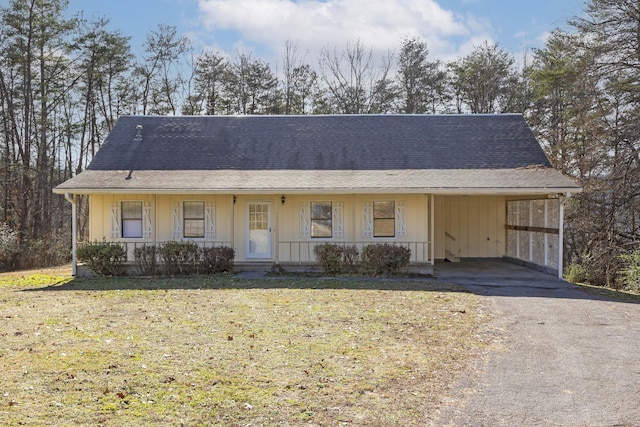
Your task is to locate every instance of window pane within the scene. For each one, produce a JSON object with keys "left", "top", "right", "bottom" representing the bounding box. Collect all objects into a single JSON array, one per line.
[
  {"left": 122, "top": 201, "right": 142, "bottom": 219},
  {"left": 184, "top": 201, "right": 205, "bottom": 238},
  {"left": 311, "top": 202, "right": 332, "bottom": 238},
  {"left": 121, "top": 202, "right": 142, "bottom": 238},
  {"left": 123, "top": 219, "right": 143, "bottom": 238},
  {"left": 184, "top": 201, "right": 204, "bottom": 219},
  {"left": 184, "top": 219, "right": 205, "bottom": 238},
  {"left": 311, "top": 219, "right": 332, "bottom": 238},
  {"left": 374, "top": 218, "right": 395, "bottom": 237},
  {"left": 311, "top": 202, "right": 332, "bottom": 220},
  {"left": 373, "top": 201, "right": 394, "bottom": 219}
]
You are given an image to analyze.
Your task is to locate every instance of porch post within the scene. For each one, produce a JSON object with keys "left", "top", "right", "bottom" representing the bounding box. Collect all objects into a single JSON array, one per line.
[
  {"left": 64, "top": 193, "right": 77, "bottom": 276},
  {"left": 558, "top": 193, "right": 571, "bottom": 280},
  {"left": 430, "top": 194, "right": 435, "bottom": 266},
  {"left": 274, "top": 195, "right": 280, "bottom": 264}
]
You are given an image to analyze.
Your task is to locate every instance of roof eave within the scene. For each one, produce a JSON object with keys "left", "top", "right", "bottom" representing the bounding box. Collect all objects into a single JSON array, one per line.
[{"left": 53, "top": 186, "right": 582, "bottom": 196}]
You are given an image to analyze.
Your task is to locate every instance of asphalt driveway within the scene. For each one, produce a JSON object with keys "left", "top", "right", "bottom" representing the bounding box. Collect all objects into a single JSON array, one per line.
[{"left": 430, "top": 260, "right": 640, "bottom": 427}]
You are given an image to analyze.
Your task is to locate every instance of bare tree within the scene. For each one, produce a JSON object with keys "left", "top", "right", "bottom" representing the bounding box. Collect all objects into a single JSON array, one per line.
[{"left": 319, "top": 39, "right": 395, "bottom": 114}]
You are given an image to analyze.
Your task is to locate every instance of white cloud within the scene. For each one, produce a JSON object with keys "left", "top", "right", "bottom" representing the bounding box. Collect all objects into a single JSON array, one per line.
[{"left": 197, "top": 0, "right": 490, "bottom": 61}]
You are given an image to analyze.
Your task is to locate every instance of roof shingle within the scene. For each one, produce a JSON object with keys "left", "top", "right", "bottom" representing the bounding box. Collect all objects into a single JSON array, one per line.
[{"left": 87, "top": 114, "right": 552, "bottom": 171}]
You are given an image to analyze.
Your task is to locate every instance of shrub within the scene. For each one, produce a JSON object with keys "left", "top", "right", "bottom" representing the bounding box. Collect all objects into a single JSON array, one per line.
[
  {"left": 565, "top": 255, "right": 592, "bottom": 284},
  {"left": 201, "top": 246, "right": 235, "bottom": 274},
  {"left": 314, "top": 243, "right": 359, "bottom": 275},
  {"left": 619, "top": 250, "right": 640, "bottom": 292},
  {"left": 360, "top": 243, "right": 411, "bottom": 276},
  {"left": 77, "top": 241, "right": 126, "bottom": 276},
  {"left": 134, "top": 245, "right": 160, "bottom": 276},
  {"left": 161, "top": 241, "right": 200, "bottom": 275},
  {"left": 0, "top": 222, "right": 19, "bottom": 271}
]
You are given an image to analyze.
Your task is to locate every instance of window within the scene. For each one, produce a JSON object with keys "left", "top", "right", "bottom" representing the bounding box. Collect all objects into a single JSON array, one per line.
[
  {"left": 373, "top": 201, "right": 395, "bottom": 237},
  {"left": 183, "top": 201, "right": 205, "bottom": 238},
  {"left": 311, "top": 201, "right": 332, "bottom": 238},
  {"left": 121, "top": 201, "right": 143, "bottom": 238}
]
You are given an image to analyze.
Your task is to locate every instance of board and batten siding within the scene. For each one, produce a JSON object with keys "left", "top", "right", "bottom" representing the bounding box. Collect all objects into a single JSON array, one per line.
[
  {"left": 88, "top": 194, "right": 233, "bottom": 245},
  {"left": 276, "top": 194, "right": 430, "bottom": 264},
  {"left": 89, "top": 193, "right": 510, "bottom": 264},
  {"left": 434, "top": 195, "right": 506, "bottom": 260}
]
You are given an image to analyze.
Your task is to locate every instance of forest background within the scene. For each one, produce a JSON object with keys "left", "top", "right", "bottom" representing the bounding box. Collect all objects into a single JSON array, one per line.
[{"left": 0, "top": 0, "right": 638, "bottom": 289}]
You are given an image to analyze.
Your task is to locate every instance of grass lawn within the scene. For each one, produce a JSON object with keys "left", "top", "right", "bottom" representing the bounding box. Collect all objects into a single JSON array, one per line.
[{"left": 0, "top": 270, "right": 490, "bottom": 426}]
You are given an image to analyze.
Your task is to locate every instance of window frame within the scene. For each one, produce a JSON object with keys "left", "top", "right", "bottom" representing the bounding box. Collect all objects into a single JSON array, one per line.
[
  {"left": 373, "top": 200, "right": 395, "bottom": 238},
  {"left": 310, "top": 201, "right": 333, "bottom": 239},
  {"left": 121, "top": 201, "right": 143, "bottom": 239},
  {"left": 183, "top": 201, "right": 206, "bottom": 239}
]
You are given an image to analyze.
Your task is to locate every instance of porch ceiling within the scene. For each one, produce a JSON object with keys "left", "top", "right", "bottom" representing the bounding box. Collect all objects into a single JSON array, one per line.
[{"left": 54, "top": 168, "right": 581, "bottom": 195}]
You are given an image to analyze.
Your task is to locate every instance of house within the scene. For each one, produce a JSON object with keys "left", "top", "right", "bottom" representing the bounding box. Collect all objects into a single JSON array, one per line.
[{"left": 54, "top": 114, "right": 581, "bottom": 277}]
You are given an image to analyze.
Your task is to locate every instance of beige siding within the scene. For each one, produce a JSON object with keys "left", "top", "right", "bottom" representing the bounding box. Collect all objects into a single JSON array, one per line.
[
  {"left": 277, "top": 194, "right": 431, "bottom": 264},
  {"left": 89, "top": 194, "right": 155, "bottom": 242},
  {"left": 88, "top": 192, "right": 511, "bottom": 264},
  {"left": 434, "top": 195, "right": 506, "bottom": 259},
  {"left": 89, "top": 193, "right": 233, "bottom": 244}
]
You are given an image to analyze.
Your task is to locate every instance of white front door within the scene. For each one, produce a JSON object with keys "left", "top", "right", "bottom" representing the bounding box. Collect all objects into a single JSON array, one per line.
[{"left": 247, "top": 202, "right": 272, "bottom": 259}]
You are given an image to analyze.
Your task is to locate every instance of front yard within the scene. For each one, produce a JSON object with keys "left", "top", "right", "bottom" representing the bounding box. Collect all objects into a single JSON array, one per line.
[{"left": 0, "top": 272, "right": 490, "bottom": 426}]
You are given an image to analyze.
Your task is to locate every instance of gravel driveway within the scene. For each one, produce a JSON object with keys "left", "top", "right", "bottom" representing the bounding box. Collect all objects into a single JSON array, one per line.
[{"left": 430, "top": 266, "right": 640, "bottom": 427}]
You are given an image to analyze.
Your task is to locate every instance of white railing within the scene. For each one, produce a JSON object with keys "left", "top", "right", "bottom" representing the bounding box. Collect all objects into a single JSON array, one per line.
[{"left": 278, "top": 241, "right": 431, "bottom": 264}]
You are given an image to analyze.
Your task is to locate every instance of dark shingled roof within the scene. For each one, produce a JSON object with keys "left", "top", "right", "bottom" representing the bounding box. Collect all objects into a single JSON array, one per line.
[{"left": 87, "top": 114, "right": 552, "bottom": 171}]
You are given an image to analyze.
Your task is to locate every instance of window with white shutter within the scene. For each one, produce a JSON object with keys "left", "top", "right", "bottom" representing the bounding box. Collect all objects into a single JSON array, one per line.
[
  {"left": 362, "top": 201, "right": 373, "bottom": 238},
  {"left": 110, "top": 202, "right": 121, "bottom": 239},
  {"left": 299, "top": 202, "right": 310, "bottom": 238},
  {"left": 172, "top": 201, "right": 183, "bottom": 239},
  {"left": 205, "top": 202, "right": 216, "bottom": 239},
  {"left": 143, "top": 201, "right": 153, "bottom": 239},
  {"left": 395, "top": 201, "right": 407, "bottom": 238},
  {"left": 333, "top": 201, "right": 344, "bottom": 238}
]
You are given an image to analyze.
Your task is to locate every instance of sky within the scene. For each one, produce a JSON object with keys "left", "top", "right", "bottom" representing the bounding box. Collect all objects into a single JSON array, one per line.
[{"left": 65, "top": 0, "right": 584, "bottom": 64}]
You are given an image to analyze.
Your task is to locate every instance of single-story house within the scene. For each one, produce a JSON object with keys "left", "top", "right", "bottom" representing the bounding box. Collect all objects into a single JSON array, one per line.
[{"left": 54, "top": 114, "right": 581, "bottom": 277}]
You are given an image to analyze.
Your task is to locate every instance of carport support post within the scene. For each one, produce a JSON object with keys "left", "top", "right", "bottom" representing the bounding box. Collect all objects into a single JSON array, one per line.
[
  {"left": 64, "top": 193, "right": 77, "bottom": 276},
  {"left": 558, "top": 193, "right": 571, "bottom": 280}
]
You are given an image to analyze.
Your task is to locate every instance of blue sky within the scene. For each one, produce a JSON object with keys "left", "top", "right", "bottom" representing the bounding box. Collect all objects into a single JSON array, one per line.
[{"left": 66, "top": 0, "right": 583, "bottom": 63}]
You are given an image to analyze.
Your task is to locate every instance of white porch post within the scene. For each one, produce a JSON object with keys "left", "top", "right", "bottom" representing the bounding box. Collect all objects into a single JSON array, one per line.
[
  {"left": 558, "top": 193, "right": 571, "bottom": 280},
  {"left": 430, "top": 193, "right": 435, "bottom": 266},
  {"left": 64, "top": 193, "right": 77, "bottom": 276}
]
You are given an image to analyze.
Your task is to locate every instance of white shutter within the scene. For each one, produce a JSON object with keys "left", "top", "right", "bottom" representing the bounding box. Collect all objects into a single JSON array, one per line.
[
  {"left": 362, "top": 201, "right": 373, "bottom": 238},
  {"left": 143, "top": 201, "right": 153, "bottom": 239},
  {"left": 333, "top": 201, "right": 344, "bottom": 238},
  {"left": 205, "top": 202, "right": 216, "bottom": 239},
  {"left": 299, "top": 202, "right": 310, "bottom": 238},
  {"left": 172, "top": 201, "right": 183, "bottom": 239},
  {"left": 110, "top": 202, "right": 121, "bottom": 239},
  {"left": 395, "top": 201, "right": 407, "bottom": 238}
]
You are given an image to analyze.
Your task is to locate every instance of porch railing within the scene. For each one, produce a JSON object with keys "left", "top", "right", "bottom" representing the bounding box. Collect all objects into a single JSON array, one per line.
[{"left": 277, "top": 241, "right": 432, "bottom": 264}]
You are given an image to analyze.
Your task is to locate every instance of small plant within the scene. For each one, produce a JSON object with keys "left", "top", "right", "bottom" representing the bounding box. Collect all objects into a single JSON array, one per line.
[
  {"left": 201, "top": 246, "right": 235, "bottom": 274},
  {"left": 619, "top": 250, "right": 640, "bottom": 292},
  {"left": 314, "top": 243, "right": 359, "bottom": 275},
  {"left": 360, "top": 243, "right": 411, "bottom": 276},
  {"left": 77, "top": 241, "right": 126, "bottom": 276},
  {"left": 134, "top": 245, "right": 160, "bottom": 276},
  {"left": 161, "top": 241, "right": 200, "bottom": 275}
]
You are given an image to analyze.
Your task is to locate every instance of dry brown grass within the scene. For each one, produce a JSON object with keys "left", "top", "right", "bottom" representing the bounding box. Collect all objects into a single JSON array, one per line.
[{"left": 0, "top": 273, "right": 489, "bottom": 426}]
